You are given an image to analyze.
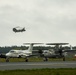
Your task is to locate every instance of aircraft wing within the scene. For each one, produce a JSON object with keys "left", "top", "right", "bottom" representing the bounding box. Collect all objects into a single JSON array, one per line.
[
  {"left": 46, "top": 43, "right": 69, "bottom": 45},
  {"left": 23, "top": 43, "right": 43, "bottom": 45},
  {"left": 29, "top": 54, "right": 39, "bottom": 56},
  {"left": 64, "top": 49, "right": 76, "bottom": 52}
]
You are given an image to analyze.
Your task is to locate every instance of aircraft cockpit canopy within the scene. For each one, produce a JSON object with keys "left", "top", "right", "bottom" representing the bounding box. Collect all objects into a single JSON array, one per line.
[{"left": 9, "top": 50, "right": 15, "bottom": 53}]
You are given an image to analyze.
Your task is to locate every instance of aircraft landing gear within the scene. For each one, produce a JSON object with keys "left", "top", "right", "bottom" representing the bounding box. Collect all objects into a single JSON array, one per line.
[
  {"left": 63, "top": 56, "right": 65, "bottom": 61},
  {"left": 6, "top": 57, "right": 9, "bottom": 62},
  {"left": 25, "top": 58, "right": 28, "bottom": 62},
  {"left": 43, "top": 57, "right": 48, "bottom": 61}
]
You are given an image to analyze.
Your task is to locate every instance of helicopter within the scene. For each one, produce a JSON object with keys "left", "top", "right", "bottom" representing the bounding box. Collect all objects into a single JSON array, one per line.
[{"left": 13, "top": 26, "right": 26, "bottom": 33}]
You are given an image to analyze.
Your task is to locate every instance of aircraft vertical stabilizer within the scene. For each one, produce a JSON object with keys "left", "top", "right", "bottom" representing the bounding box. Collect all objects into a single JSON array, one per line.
[
  {"left": 28, "top": 43, "right": 33, "bottom": 52},
  {"left": 70, "top": 45, "right": 73, "bottom": 50},
  {"left": 23, "top": 43, "right": 43, "bottom": 53}
]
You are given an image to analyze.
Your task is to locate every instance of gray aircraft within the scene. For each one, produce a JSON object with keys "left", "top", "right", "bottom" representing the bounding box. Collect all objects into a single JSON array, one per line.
[
  {"left": 13, "top": 26, "right": 26, "bottom": 33},
  {"left": 42, "top": 43, "right": 76, "bottom": 61}
]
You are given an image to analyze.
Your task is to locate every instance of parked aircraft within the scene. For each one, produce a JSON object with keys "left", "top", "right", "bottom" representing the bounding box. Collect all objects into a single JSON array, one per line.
[
  {"left": 41, "top": 43, "right": 72, "bottom": 61},
  {"left": 13, "top": 26, "right": 26, "bottom": 32},
  {"left": 69, "top": 45, "right": 76, "bottom": 58},
  {"left": 0, "top": 54, "right": 6, "bottom": 58},
  {"left": 74, "top": 54, "right": 76, "bottom": 58},
  {"left": 5, "top": 43, "right": 42, "bottom": 62}
]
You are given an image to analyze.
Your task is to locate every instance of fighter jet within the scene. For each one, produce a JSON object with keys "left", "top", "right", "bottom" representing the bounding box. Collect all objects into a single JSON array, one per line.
[{"left": 13, "top": 26, "right": 26, "bottom": 33}]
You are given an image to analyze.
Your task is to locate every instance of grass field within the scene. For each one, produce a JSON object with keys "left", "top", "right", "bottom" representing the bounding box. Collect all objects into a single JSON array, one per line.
[
  {"left": 0, "top": 68, "right": 76, "bottom": 75},
  {"left": 0, "top": 57, "right": 76, "bottom": 62},
  {"left": 0, "top": 58, "right": 76, "bottom": 75}
]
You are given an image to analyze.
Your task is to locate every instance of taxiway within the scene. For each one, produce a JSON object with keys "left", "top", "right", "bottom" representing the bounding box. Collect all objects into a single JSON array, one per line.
[{"left": 0, "top": 61, "right": 76, "bottom": 70}]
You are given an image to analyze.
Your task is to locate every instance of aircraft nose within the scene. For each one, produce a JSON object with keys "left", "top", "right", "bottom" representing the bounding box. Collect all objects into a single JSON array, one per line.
[{"left": 6, "top": 53, "right": 10, "bottom": 57}]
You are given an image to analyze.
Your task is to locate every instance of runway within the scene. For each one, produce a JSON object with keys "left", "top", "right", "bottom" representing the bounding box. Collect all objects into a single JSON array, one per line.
[{"left": 0, "top": 61, "right": 76, "bottom": 70}]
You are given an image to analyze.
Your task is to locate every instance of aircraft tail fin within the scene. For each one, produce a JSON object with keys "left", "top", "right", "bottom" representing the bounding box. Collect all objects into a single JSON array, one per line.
[
  {"left": 70, "top": 45, "right": 73, "bottom": 50},
  {"left": 28, "top": 43, "right": 33, "bottom": 52},
  {"left": 23, "top": 43, "right": 43, "bottom": 53}
]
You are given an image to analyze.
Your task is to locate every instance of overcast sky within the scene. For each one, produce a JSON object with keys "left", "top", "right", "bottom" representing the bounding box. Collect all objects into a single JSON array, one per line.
[{"left": 0, "top": 0, "right": 76, "bottom": 46}]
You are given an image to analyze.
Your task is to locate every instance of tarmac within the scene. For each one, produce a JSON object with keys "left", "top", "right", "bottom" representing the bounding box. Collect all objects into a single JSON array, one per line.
[{"left": 0, "top": 61, "right": 76, "bottom": 70}]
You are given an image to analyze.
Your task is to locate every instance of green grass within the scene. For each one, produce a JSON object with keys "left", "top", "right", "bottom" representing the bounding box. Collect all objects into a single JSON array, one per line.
[
  {"left": 0, "top": 68, "right": 76, "bottom": 75},
  {"left": 0, "top": 57, "right": 76, "bottom": 62},
  {"left": 0, "top": 57, "right": 43, "bottom": 62},
  {"left": 0, "top": 58, "right": 76, "bottom": 75}
]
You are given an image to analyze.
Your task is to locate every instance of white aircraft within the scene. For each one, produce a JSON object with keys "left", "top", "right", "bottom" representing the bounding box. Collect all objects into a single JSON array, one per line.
[{"left": 5, "top": 43, "right": 42, "bottom": 62}]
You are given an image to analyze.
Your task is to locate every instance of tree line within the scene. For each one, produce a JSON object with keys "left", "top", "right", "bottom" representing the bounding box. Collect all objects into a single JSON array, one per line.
[{"left": 0, "top": 45, "right": 76, "bottom": 53}]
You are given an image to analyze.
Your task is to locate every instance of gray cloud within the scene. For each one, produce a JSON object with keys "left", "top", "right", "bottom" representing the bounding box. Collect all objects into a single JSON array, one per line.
[{"left": 0, "top": 0, "right": 76, "bottom": 46}]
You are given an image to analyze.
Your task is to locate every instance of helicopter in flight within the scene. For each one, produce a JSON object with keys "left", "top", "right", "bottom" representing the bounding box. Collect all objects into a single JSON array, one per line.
[{"left": 13, "top": 26, "right": 26, "bottom": 33}]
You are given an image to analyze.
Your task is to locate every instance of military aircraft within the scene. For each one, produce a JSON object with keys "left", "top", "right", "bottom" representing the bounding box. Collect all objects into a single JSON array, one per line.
[
  {"left": 5, "top": 43, "right": 43, "bottom": 62},
  {"left": 13, "top": 26, "right": 26, "bottom": 33},
  {"left": 42, "top": 43, "right": 70, "bottom": 61}
]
